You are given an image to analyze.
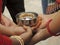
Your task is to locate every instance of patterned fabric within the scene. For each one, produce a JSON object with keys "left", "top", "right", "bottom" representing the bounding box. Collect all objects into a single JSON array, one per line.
[
  {"left": 48, "top": 0, "right": 55, "bottom": 3},
  {"left": 42, "top": 0, "right": 56, "bottom": 14},
  {"left": 47, "top": 0, "right": 60, "bottom": 14},
  {"left": 48, "top": 0, "right": 56, "bottom": 5}
]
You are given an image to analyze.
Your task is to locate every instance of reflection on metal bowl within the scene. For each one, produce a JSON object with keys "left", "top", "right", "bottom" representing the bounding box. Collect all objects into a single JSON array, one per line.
[{"left": 16, "top": 12, "right": 38, "bottom": 26}]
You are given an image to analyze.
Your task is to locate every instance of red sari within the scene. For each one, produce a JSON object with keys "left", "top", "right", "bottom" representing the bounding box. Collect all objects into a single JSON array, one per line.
[
  {"left": 0, "top": 0, "right": 2, "bottom": 21},
  {"left": 0, "top": 34, "right": 12, "bottom": 45},
  {"left": 0, "top": 0, "right": 12, "bottom": 45}
]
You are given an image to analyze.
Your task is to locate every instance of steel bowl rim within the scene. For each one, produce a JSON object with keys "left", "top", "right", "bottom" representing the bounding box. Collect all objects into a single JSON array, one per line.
[{"left": 16, "top": 12, "right": 38, "bottom": 20}]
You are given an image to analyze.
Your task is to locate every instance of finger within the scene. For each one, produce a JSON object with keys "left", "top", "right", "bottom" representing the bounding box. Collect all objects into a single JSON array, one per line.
[
  {"left": 36, "top": 15, "right": 42, "bottom": 23},
  {"left": 30, "top": 20, "right": 36, "bottom": 27},
  {"left": 32, "top": 16, "right": 42, "bottom": 30},
  {"left": 32, "top": 21, "right": 42, "bottom": 30},
  {"left": 29, "top": 31, "right": 41, "bottom": 45},
  {"left": 26, "top": 27, "right": 32, "bottom": 32},
  {"left": 20, "top": 26, "right": 32, "bottom": 42},
  {"left": 23, "top": 25, "right": 32, "bottom": 32},
  {"left": 33, "top": 15, "right": 42, "bottom": 27},
  {"left": 39, "top": 23, "right": 47, "bottom": 29},
  {"left": 30, "top": 16, "right": 40, "bottom": 27},
  {"left": 17, "top": 21, "right": 23, "bottom": 26},
  {"left": 23, "top": 25, "right": 27, "bottom": 30},
  {"left": 31, "top": 15, "right": 42, "bottom": 27}
]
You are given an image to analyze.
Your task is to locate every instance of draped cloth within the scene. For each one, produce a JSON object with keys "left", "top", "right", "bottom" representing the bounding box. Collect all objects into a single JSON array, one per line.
[
  {"left": 0, "top": 34, "right": 12, "bottom": 45},
  {"left": 0, "top": 0, "right": 2, "bottom": 21},
  {"left": 0, "top": 0, "right": 12, "bottom": 45}
]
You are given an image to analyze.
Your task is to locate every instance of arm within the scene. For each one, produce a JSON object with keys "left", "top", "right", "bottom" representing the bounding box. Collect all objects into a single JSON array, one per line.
[
  {"left": 0, "top": 26, "right": 32, "bottom": 45},
  {"left": 29, "top": 11, "right": 60, "bottom": 45},
  {"left": 11, "top": 26, "right": 32, "bottom": 45}
]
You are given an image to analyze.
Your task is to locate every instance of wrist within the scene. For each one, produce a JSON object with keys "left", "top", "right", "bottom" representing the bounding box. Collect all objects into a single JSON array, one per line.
[
  {"left": 10, "top": 36, "right": 24, "bottom": 45},
  {"left": 10, "top": 38, "right": 20, "bottom": 45},
  {"left": 46, "top": 19, "right": 60, "bottom": 36}
]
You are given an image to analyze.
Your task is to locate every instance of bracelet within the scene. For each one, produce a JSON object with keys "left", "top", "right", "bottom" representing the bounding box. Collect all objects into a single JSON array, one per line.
[
  {"left": 46, "top": 19, "right": 60, "bottom": 36},
  {"left": 10, "top": 36, "right": 24, "bottom": 45}
]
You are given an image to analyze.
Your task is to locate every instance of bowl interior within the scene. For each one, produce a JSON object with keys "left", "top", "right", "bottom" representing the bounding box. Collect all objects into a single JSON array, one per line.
[{"left": 16, "top": 12, "right": 38, "bottom": 20}]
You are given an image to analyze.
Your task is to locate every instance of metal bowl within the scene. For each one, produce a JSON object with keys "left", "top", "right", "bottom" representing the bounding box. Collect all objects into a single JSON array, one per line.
[{"left": 16, "top": 12, "right": 38, "bottom": 26}]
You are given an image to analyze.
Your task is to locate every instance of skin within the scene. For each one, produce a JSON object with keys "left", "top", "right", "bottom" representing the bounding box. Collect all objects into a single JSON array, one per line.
[
  {"left": 0, "top": 14, "right": 41, "bottom": 45},
  {"left": 0, "top": 24, "right": 26, "bottom": 36},
  {"left": 0, "top": 15, "right": 25, "bottom": 36},
  {"left": 29, "top": 10, "right": 60, "bottom": 45},
  {"left": 1, "top": 11, "right": 60, "bottom": 45},
  {"left": 0, "top": 10, "right": 60, "bottom": 45},
  {"left": 0, "top": 15, "right": 33, "bottom": 45},
  {"left": 10, "top": 26, "right": 33, "bottom": 45},
  {"left": 1, "top": 15, "right": 16, "bottom": 26}
]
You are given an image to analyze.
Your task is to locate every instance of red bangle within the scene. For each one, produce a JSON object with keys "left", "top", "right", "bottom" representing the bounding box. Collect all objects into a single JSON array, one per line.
[{"left": 46, "top": 19, "right": 59, "bottom": 36}]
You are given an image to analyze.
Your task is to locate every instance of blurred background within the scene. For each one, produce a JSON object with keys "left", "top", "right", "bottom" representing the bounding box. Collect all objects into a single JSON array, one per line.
[{"left": 3, "top": 0, "right": 60, "bottom": 45}]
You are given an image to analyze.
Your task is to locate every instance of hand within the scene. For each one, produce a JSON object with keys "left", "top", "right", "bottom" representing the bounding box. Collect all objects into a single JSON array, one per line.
[
  {"left": 1, "top": 25, "right": 26, "bottom": 36},
  {"left": 29, "top": 28, "right": 51, "bottom": 45},
  {"left": 10, "top": 26, "right": 32, "bottom": 45},
  {"left": 28, "top": 15, "right": 53, "bottom": 45},
  {"left": 20, "top": 26, "right": 32, "bottom": 44},
  {"left": 37, "top": 14, "right": 53, "bottom": 30},
  {"left": 31, "top": 15, "right": 52, "bottom": 32},
  {"left": 31, "top": 15, "right": 42, "bottom": 32},
  {"left": 28, "top": 29, "right": 44, "bottom": 45},
  {"left": 8, "top": 26, "right": 26, "bottom": 36},
  {"left": 1, "top": 15, "right": 16, "bottom": 27}
]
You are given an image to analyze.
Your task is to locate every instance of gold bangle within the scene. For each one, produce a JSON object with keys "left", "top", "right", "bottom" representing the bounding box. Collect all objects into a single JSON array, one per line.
[{"left": 10, "top": 36, "right": 24, "bottom": 45}]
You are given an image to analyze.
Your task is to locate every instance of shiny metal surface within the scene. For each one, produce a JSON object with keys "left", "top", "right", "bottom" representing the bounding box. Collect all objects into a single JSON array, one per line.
[{"left": 16, "top": 12, "right": 38, "bottom": 26}]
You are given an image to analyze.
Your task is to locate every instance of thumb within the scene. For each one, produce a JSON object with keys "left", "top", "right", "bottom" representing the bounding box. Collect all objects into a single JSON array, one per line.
[{"left": 23, "top": 25, "right": 32, "bottom": 32}]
